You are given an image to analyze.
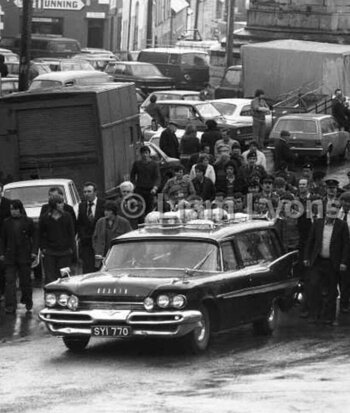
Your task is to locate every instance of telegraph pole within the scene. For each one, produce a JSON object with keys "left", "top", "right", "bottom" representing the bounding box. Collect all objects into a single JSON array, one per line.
[
  {"left": 19, "top": 0, "right": 33, "bottom": 91},
  {"left": 194, "top": 0, "right": 200, "bottom": 41},
  {"left": 226, "top": 0, "right": 235, "bottom": 68}
]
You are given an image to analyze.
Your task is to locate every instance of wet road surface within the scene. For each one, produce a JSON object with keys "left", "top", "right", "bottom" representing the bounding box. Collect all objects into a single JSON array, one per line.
[{"left": 1, "top": 155, "right": 350, "bottom": 412}]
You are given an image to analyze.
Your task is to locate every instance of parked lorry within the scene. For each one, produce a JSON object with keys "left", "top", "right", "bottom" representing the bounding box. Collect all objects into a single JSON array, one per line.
[
  {"left": 216, "top": 40, "right": 350, "bottom": 103},
  {"left": 0, "top": 83, "right": 140, "bottom": 194},
  {"left": 242, "top": 40, "right": 350, "bottom": 101}
]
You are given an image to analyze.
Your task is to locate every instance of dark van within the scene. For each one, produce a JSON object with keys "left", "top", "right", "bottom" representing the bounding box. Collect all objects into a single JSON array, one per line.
[
  {"left": 138, "top": 48, "right": 209, "bottom": 90},
  {"left": 11, "top": 35, "right": 81, "bottom": 59}
]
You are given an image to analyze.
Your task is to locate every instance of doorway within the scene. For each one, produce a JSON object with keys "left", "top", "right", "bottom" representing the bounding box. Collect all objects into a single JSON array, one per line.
[{"left": 87, "top": 19, "right": 105, "bottom": 48}]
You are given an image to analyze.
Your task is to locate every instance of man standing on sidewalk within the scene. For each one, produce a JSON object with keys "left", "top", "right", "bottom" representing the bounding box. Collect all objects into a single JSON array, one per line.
[{"left": 338, "top": 191, "right": 350, "bottom": 313}]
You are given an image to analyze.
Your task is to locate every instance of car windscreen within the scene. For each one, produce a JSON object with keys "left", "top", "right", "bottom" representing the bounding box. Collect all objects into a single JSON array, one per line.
[
  {"left": 180, "top": 53, "right": 209, "bottom": 66},
  {"left": 49, "top": 41, "right": 80, "bottom": 53},
  {"left": 195, "top": 102, "right": 222, "bottom": 118},
  {"left": 131, "top": 64, "right": 163, "bottom": 77},
  {"left": 29, "top": 80, "right": 62, "bottom": 90},
  {"left": 105, "top": 240, "right": 220, "bottom": 272},
  {"left": 274, "top": 119, "right": 317, "bottom": 134},
  {"left": 211, "top": 102, "right": 237, "bottom": 117},
  {"left": 4, "top": 185, "right": 66, "bottom": 207},
  {"left": 222, "top": 69, "right": 241, "bottom": 87}
]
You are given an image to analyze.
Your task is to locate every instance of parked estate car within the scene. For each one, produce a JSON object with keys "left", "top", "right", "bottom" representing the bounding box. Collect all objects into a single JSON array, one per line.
[
  {"left": 33, "top": 58, "right": 95, "bottom": 72},
  {"left": 140, "top": 90, "right": 201, "bottom": 112},
  {"left": 267, "top": 113, "right": 350, "bottom": 161},
  {"left": 28, "top": 70, "right": 111, "bottom": 90},
  {"left": 142, "top": 99, "right": 253, "bottom": 147},
  {"left": 39, "top": 216, "right": 299, "bottom": 353},
  {"left": 105, "top": 61, "right": 175, "bottom": 93},
  {"left": 211, "top": 98, "right": 273, "bottom": 131}
]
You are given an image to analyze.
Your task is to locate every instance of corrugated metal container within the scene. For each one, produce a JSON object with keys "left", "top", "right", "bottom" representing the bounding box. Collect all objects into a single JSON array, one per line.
[{"left": 0, "top": 83, "right": 140, "bottom": 193}]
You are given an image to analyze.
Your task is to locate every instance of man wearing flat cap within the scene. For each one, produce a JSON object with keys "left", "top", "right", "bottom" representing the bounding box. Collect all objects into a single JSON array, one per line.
[
  {"left": 338, "top": 191, "right": 350, "bottom": 313},
  {"left": 323, "top": 178, "right": 343, "bottom": 210}
]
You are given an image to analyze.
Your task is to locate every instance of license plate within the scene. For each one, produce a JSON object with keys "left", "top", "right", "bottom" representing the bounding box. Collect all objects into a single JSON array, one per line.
[{"left": 91, "top": 326, "right": 131, "bottom": 337}]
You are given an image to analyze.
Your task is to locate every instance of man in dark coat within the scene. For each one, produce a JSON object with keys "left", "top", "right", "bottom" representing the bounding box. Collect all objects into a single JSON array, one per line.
[
  {"left": 0, "top": 200, "right": 37, "bottom": 313},
  {"left": 274, "top": 130, "right": 296, "bottom": 171},
  {"left": 191, "top": 163, "right": 216, "bottom": 201},
  {"left": 304, "top": 202, "right": 350, "bottom": 324},
  {"left": 159, "top": 122, "right": 179, "bottom": 158},
  {"left": 332, "top": 88, "right": 350, "bottom": 131},
  {"left": 77, "top": 182, "right": 105, "bottom": 274},
  {"left": 0, "top": 182, "right": 11, "bottom": 300},
  {"left": 201, "top": 120, "right": 222, "bottom": 156}
]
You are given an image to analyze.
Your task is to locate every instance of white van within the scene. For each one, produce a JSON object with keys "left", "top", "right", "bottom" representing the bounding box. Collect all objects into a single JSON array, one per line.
[{"left": 29, "top": 70, "right": 112, "bottom": 91}]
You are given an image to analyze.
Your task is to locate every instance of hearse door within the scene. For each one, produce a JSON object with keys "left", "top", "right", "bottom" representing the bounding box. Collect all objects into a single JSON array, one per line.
[
  {"left": 216, "top": 240, "right": 251, "bottom": 329},
  {"left": 234, "top": 230, "right": 277, "bottom": 320}
]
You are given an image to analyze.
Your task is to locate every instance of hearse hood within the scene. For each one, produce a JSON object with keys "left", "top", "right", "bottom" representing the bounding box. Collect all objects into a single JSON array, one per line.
[{"left": 47, "top": 268, "right": 201, "bottom": 298}]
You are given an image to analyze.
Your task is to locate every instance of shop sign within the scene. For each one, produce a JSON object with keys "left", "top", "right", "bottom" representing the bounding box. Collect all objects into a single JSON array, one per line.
[{"left": 14, "top": 0, "right": 85, "bottom": 10}]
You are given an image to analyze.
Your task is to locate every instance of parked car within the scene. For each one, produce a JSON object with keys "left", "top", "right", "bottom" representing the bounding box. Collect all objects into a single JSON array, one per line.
[
  {"left": 142, "top": 99, "right": 253, "bottom": 147},
  {"left": 3, "top": 178, "right": 81, "bottom": 272},
  {"left": 105, "top": 61, "right": 175, "bottom": 94},
  {"left": 9, "top": 35, "right": 81, "bottom": 59},
  {"left": 39, "top": 216, "right": 299, "bottom": 353},
  {"left": 0, "top": 77, "right": 19, "bottom": 96},
  {"left": 138, "top": 48, "right": 210, "bottom": 90},
  {"left": 3, "top": 178, "right": 80, "bottom": 222},
  {"left": 7, "top": 61, "right": 51, "bottom": 81},
  {"left": 28, "top": 70, "right": 111, "bottom": 90},
  {"left": 80, "top": 48, "right": 116, "bottom": 59},
  {"left": 140, "top": 90, "right": 201, "bottom": 112},
  {"left": 33, "top": 58, "right": 95, "bottom": 72},
  {"left": 211, "top": 98, "right": 273, "bottom": 131},
  {"left": 0, "top": 47, "right": 19, "bottom": 64},
  {"left": 72, "top": 54, "right": 117, "bottom": 71},
  {"left": 267, "top": 113, "right": 350, "bottom": 161},
  {"left": 145, "top": 141, "right": 180, "bottom": 188}
]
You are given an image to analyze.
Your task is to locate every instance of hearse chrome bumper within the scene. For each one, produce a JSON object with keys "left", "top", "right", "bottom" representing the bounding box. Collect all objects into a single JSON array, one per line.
[{"left": 39, "top": 308, "right": 202, "bottom": 338}]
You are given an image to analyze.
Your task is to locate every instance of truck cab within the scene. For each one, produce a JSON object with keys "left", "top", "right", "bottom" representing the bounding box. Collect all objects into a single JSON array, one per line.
[{"left": 214, "top": 65, "right": 243, "bottom": 99}]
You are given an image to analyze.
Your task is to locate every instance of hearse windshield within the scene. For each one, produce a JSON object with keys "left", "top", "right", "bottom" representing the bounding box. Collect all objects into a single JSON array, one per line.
[{"left": 105, "top": 240, "right": 220, "bottom": 272}]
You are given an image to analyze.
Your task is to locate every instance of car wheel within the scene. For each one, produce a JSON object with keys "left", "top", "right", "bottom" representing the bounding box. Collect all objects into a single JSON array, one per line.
[
  {"left": 184, "top": 305, "right": 211, "bottom": 354},
  {"left": 63, "top": 336, "right": 90, "bottom": 353},
  {"left": 253, "top": 301, "right": 279, "bottom": 336}
]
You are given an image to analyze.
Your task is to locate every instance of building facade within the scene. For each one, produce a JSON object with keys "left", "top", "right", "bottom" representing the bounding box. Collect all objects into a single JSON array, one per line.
[
  {"left": 0, "top": 0, "right": 123, "bottom": 49},
  {"left": 241, "top": 0, "right": 350, "bottom": 43}
]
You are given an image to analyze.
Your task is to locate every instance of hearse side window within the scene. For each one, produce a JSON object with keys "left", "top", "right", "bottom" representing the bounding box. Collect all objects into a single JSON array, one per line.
[
  {"left": 235, "top": 230, "right": 275, "bottom": 267},
  {"left": 221, "top": 241, "right": 238, "bottom": 271}
]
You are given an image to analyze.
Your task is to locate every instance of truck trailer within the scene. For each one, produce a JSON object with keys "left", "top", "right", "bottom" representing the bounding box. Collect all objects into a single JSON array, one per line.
[{"left": 0, "top": 83, "right": 140, "bottom": 193}]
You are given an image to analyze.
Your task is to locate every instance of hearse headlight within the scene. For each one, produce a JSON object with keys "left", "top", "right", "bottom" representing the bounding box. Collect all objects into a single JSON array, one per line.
[
  {"left": 172, "top": 294, "right": 186, "bottom": 309},
  {"left": 157, "top": 294, "right": 170, "bottom": 308},
  {"left": 45, "top": 293, "right": 57, "bottom": 307},
  {"left": 58, "top": 293, "right": 69, "bottom": 307},
  {"left": 143, "top": 297, "right": 154, "bottom": 311},
  {"left": 67, "top": 295, "right": 79, "bottom": 311}
]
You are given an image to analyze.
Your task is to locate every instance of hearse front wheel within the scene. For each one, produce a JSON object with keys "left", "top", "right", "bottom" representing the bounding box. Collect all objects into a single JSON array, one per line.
[
  {"left": 185, "top": 305, "right": 211, "bottom": 354},
  {"left": 63, "top": 336, "right": 90, "bottom": 353},
  {"left": 253, "top": 302, "right": 279, "bottom": 336}
]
